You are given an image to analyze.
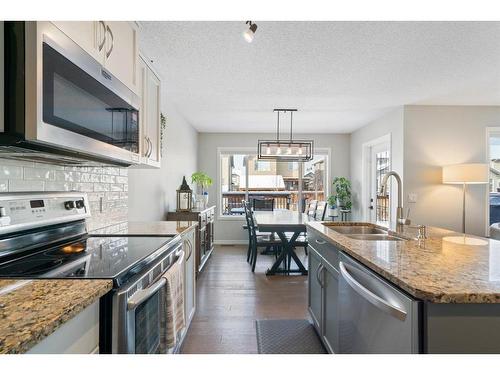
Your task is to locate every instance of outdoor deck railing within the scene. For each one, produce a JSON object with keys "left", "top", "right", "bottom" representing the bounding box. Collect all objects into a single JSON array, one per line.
[{"left": 222, "top": 191, "right": 325, "bottom": 215}]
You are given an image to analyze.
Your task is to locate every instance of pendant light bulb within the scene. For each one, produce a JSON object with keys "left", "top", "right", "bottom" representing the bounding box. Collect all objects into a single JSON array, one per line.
[
  {"left": 243, "top": 21, "right": 257, "bottom": 43},
  {"left": 287, "top": 146, "right": 292, "bottom": 155},
  {"left": 276, "top": 146, "right": 281, "bottom": 155},
  {"left": 266, "top": 145, "right": 271, "bottom": 155},
  {"left": 298, "top": 147, "right": 303, "bottom": 155}
]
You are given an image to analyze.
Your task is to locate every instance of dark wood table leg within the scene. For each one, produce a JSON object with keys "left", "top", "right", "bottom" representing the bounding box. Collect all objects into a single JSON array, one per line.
[{"left": 265, "top": 230, "right": 308, "bottom": 276}]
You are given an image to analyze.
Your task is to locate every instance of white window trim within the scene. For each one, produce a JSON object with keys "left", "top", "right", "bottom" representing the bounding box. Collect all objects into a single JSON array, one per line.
[
  {"left": 361, "top": 133, "right": 392, "bottom": 225},
  {"left": 485, "top": 127, "right": 500, "bottom": 237},
  {"left": 216, "top": 146, "right": 331, "bottom": 220}
]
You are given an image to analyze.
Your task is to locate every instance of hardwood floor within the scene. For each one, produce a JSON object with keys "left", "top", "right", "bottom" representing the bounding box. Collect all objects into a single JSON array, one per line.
[{"left": 181, "top": 245, "right": 309, "bottom": 354}]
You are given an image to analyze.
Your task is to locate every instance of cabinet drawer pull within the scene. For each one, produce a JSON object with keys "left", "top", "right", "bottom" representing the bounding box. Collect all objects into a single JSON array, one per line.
[
  {"left": 315, "top": 238, "right": 326, "bottom": 245},
  {"left": 315, "top": 264, "right": 324, "bottom": 288}
]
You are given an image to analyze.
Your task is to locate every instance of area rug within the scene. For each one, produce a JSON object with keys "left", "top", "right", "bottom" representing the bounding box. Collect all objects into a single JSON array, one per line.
[{"left": 255, "top": 319, "right": 327, "bottom": 354}]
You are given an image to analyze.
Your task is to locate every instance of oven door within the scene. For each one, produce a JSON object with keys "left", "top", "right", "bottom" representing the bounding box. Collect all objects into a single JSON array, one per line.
[
  {"left": 113, "top": 241, "right": 184, "bottom": 354},
  {"left": 24, "top": 22, "right": 141, "bottom": 165}
]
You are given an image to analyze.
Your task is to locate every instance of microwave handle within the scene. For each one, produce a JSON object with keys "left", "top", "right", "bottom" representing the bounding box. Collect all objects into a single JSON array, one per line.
[{"left": 127, "top": 277, "right": 166, "bottom": 311}]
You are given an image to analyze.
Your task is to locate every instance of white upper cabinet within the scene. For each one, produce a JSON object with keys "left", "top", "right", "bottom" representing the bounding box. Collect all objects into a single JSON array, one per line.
[
  {"left": 51, "top": 21, "right": 139, "bottom": 94},
  {"left": 51, "top": 21, "right": 101, "bottom": 62},
  {"left": 137, "top": 55, "right": 161, "bottom": 168},
  {"left": 102, "top": 21, "right": 138, "bottom": 94}
]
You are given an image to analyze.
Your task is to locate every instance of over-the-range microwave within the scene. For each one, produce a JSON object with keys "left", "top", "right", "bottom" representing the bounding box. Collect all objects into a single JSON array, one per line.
[{"left": 0, "top": 21, "right": 141, "bottom": 166}]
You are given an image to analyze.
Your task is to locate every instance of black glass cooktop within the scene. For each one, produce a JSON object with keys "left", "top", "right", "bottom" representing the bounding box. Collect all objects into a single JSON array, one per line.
[{"left": 0, "top": 236, "right": 176, "bottom": 287}]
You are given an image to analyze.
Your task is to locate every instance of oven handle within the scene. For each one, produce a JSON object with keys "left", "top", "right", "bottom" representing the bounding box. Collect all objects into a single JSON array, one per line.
[
  {"left": 126, "top": 246, "right": 184, "bottom": 311},
  {"left": 127, "top": 277, "right": 166, "bottom": 311}
]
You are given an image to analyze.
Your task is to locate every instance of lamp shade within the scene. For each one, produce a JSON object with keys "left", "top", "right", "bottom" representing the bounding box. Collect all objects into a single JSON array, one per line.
[{"left": 442, "top": 163, "right": 489, "bottom": 184}]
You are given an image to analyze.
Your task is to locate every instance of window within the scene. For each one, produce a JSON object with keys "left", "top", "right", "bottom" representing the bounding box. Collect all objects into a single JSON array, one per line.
[{"left": 220, "top": 150, "right": 329, "bottom": 216}]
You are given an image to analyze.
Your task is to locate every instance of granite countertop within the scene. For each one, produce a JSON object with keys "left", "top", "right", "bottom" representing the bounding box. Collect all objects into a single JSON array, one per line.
[
  {"left": 0, "top": 279, "right": 112, "bottom": 354},
  {"left": 307, "top": 221, "right": 500, "bottom": 304},
  {"left": 90, "top": 221, "right": 197, "bottom": 236}
]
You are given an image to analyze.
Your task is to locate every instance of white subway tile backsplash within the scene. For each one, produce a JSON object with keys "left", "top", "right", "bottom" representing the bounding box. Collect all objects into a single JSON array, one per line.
[
  {"left": 23, "top": 168, "right": 56, "bottom": 181},
  {"left": 8, "top": 180, "right": 45, "bottom": 191},
  {"left": 0, "top": 165, "right": 24, "bottom": 180},
  {"left": 0, "top": 159, "right": 128, "bottom": 230}
]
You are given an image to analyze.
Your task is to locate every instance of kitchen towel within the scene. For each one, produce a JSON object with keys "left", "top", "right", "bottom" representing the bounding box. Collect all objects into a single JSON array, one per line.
[{"left": 160, "top": 251, "right": 185, "bottom": 351}]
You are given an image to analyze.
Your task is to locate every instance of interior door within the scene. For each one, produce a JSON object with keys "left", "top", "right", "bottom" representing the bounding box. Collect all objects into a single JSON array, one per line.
[{"left": 369, "top": 142, "right": 391, "bottom": 225}]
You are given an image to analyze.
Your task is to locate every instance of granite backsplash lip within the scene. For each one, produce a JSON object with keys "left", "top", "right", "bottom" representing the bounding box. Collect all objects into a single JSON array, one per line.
[
  {"left": 0, "top": 279, "right": 112, "bottom": 354},
  {"left": 307, "top": 221, "right": 500, "bottom": 304}
]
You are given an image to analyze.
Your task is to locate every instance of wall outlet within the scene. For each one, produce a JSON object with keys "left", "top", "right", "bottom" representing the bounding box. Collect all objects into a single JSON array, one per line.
[{"left": 408, "top": 193, "right": 418, "bottom": 203}]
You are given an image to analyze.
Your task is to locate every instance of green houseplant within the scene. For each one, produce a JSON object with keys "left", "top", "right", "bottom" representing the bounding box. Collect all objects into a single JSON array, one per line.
[
  {"left": 332, "top": 177, "right": 352, "bottom": 210},
  {"left": 191, "top": 172, "right": 213, "bottom": 193}
]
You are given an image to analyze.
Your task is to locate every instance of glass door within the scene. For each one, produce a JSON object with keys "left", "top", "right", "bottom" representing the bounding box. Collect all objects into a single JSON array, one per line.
[{"left": 369, "top": 142, "right": 391, "bottom": 226}]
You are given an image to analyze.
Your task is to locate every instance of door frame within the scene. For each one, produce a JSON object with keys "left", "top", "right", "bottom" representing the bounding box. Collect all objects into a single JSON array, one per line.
[
  {"left": 485, "top": 127, "right": 500, "bottom": 237},
  {"left": 361, "top": 133, "right": 392, "bottom": 224}
]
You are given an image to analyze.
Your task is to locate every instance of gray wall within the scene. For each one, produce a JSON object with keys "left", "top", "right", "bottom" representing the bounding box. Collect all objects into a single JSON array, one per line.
[
  {"left": 403, "top": 105, "right": 500, "bottom": 236},
  {"left": 128, "top": 103, "right": 198, "bottom": 221},
  {"left": 350, "top": 108, "right": 405, "bottom": 226},
  {"left": 198, "top": 132, "right": 351, "bottom": 243}
]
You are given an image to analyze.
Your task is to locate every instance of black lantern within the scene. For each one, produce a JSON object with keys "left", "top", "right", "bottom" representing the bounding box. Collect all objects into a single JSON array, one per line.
[{"left": 176, "top": 176, "right": 193, "bottom": 212}]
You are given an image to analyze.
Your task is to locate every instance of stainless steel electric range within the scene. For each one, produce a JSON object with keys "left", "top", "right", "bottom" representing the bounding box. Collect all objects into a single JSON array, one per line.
[{"left": 0, "top": 192, "right": 183, "bottom": 354}]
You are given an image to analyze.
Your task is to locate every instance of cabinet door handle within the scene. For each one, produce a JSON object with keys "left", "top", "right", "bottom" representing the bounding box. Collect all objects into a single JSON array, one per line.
[
  {"left": 144, "top": 136, "right": 150, "bottom": 157},
  {"left": 315, "top": 263, "right": 324, "bottom": 288},
  {"left": 105, "top": 25, "right": 114, "bottom": 58},
  {"left": 147, "top": 137, "right": 153, "bottom": 158},
  {"left": 339, "top": 261, "right": 407, "bottom": 321},
  {"left": 185, "top": 240, "right": 192, "bottom": 261},
  {"left": 315, "top": 238, "right": 326, "bottom": 245},
  {"left": 98, "top": 21, "right": 106, "bottom": 51}
]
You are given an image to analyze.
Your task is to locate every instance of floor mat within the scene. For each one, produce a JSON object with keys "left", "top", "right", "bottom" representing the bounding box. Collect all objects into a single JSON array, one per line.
[{"left": 255, "top": 319, "right": 327, "bottom": 354}]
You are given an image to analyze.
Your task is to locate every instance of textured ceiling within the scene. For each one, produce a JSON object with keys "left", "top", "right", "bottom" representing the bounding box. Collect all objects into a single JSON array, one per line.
[{"left": 139, "top": 21, "right": 500, "bottom": 133}]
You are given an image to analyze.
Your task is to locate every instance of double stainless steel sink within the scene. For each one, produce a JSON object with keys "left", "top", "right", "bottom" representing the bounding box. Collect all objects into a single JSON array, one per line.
[{"left": 325, "top": 224, "right": 405, "bottom": 241}]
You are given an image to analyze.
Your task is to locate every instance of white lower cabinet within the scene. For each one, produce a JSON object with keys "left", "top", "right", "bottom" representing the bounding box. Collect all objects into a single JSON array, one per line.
[{"left": 27, "top": 301, "right": 99, "bottom": 354}]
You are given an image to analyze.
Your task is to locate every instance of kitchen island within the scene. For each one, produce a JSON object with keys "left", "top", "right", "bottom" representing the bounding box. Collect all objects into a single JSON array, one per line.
[
  {"left": 0, "top": 279, "right": 112, "bottom": 354},
  {"left": 306, "top": 221, "right": 500, "bottom": 353}
]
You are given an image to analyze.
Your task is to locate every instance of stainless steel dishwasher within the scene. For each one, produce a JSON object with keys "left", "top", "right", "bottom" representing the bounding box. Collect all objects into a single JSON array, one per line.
[{"left": 338, "top": 252, "right": 421, "bottom": 353}]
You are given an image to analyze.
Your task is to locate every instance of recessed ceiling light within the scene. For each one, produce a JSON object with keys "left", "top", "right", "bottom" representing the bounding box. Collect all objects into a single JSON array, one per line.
[{"left": 243, "top": 21, "right": 257, "bottom": 43}]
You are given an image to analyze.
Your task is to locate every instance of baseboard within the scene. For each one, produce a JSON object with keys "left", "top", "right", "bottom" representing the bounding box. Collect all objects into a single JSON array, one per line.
[{"left": 214, "top": 240, "right": 247, "bottom": 246}]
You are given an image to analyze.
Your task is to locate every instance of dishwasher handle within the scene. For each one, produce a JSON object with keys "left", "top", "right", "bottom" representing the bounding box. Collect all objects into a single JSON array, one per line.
[{"left": 339, "top": 261, "right": 407, "bottom": 321}]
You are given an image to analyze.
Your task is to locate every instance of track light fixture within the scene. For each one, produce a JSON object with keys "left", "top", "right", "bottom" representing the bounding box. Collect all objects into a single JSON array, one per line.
[{"left": 243, "top": 21, "right": 258, "bottom": 43}]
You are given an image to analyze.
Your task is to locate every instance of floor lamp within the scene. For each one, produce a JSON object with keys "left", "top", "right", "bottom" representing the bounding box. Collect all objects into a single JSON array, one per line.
[{"left": 442, "top": 163, "right": 489, "bottom": 234}]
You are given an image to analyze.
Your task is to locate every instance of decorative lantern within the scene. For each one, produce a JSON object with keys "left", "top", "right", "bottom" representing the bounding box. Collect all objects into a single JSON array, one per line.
[{"left": 176, "top": 176, "right": 193, "bottom": 212}]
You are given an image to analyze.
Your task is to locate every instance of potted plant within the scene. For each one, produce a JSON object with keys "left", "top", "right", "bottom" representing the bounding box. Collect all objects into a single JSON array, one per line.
[
  {"left": 327, "top": 194, "right": 338, "bottom": 218},
  {"left": 191, "top": 172, "right": 213, "bottom": 209},
  {"left": 332, "top": 177, "right": 352, "bottom": 211}
]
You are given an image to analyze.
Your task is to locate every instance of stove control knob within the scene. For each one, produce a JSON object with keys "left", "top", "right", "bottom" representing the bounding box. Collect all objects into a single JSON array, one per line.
[
  {"left": 64, "top": 201, "right": 75, "bottom": 210},
  {"left": 75, "top": 200, "right": 85, "bottom": 209},
  {"left": 0, "top": 207, "right": 6, "bottom": 217}
]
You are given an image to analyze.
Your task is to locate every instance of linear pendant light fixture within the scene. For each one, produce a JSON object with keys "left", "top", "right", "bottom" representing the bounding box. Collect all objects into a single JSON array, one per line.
[{"left": 258, "top": 109, "right": 314, "bottom": 161}]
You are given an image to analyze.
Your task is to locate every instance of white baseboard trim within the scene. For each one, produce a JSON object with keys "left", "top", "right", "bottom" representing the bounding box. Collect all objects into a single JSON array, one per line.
[{"left": 214, "top": 240, "right": 248, "bottom": 245}]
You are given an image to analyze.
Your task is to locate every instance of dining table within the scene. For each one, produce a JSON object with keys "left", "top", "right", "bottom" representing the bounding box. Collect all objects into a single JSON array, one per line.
[{"left": 253, "top": 210, "right": 312, "bottom": 276}]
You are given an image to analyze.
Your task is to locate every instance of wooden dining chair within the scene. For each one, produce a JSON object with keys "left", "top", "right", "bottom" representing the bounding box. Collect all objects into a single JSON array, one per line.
[
  {"left": 247, "top": 210, "right": 283, "bottom": 272},
  {"left": 315, "top": 201, "right": 328, "bottom": 221},
  {"left": 307, "top": 200, "right": 318, "bottom": 218},
  {"left": 252, "top": 197, "right": 275, "bottom": 211}
]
